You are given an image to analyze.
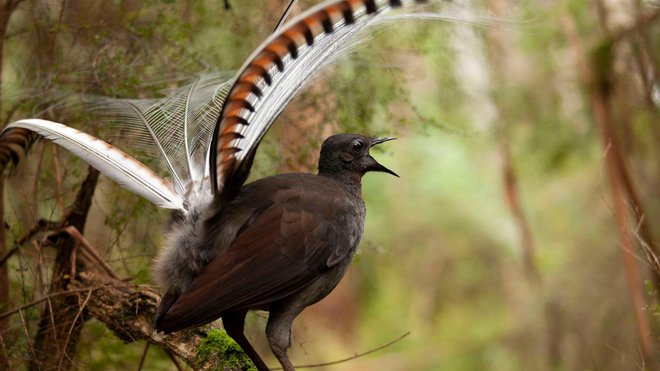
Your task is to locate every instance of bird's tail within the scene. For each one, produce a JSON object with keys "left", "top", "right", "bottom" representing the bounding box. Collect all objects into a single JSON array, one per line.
[{"left": 210, "top": 0, "right": 439, "bottom": 202}]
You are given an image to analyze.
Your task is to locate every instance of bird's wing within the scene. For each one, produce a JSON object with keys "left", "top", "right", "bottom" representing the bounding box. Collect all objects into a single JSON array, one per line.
[
  {"left": 210, "top": 0, "right": 429, "bottom": 202},
  {"left": 156, "top": 183, "right": 358, "bottom": 332},
  {"left": 0, "top": 119, "right": 183, "bottom": 210}
]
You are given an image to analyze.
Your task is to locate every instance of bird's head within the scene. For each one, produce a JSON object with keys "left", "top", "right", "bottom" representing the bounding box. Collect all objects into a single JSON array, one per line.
[{"left": 318, "top": 134, "right": 398, "bottom": 178}]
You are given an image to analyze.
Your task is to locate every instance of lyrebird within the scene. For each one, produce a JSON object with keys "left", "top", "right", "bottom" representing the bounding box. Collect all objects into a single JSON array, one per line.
[{"left": 0, "top": 1, "right": 435, "bottom": 369}]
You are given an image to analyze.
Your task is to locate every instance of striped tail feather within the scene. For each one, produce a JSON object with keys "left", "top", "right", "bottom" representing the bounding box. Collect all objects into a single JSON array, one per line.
[
  {"left": 0, "top": 127, "right": 39, "bottom": 169},
  {"left": 0, "top": 119, "right": 184, "bottom": 210},
  {"left": 210, "top": 0, "right": 429, "bottom": 201}
]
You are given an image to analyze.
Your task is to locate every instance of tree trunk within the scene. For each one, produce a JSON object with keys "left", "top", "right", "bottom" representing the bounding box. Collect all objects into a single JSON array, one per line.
[
  {"left": 29, "top": 168, "right": 99, "bottom": 371},
  {"left": 0, "top": 176, "right": 7, "bottom": 371},
  {"left": 0, "top": 1, "right": 25, "bottom": 369}
]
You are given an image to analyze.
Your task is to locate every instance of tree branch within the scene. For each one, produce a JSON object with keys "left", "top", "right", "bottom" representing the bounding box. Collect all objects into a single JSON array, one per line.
[
  {"left": 560, "top": 7, "right": 655, "bottom": 361},
  {"left": 0, "top": 219, "right": 59, "bottom": 267},
  {"left": 275, "top": 331, "right": 411, "bottom": 370},
  {"left": 69, "top": 268, "right": 251, "bottom": 370}
]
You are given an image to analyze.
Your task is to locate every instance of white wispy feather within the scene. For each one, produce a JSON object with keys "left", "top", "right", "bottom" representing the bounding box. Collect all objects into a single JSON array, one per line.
[
  {"left": 5, "top": 119, "right": 184, "bottom": 210},
  {"left": 89, "top": 73, "right": 232, "bottom": 194}
]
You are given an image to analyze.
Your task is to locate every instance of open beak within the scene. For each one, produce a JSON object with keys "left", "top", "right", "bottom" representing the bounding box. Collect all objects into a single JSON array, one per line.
[
  {"left": 367, "top": 137, "right": 399, "bottom": 177},
  {"left": 370, "top": 137, "right": 397, "bottom": 147}
]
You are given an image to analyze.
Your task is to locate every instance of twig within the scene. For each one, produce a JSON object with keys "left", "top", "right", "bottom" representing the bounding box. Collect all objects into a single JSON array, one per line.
[
  {"left": 0, "top": 284, "right": 132, "bottom": 319},
  {"left": 92, "top": 43, "right": 115, "bottom": 86},
  {"left": 165, "top": 351, "right": 184, "bottom": 371},
  {"left": 18, "top": 310, "right": 40, "bottom": 371},
  {"left": 0, "top": 219, "right": 59, "bottom": 267},
  {"left": 31, "top": 144, "right": 46, "bottom": 218},
  {"left": 51, "top": 145, "right": 65, "bottom": 215},
  {"left": 57, "top": 289, "right": 93, "bottom": 370},
  {"left": 70, "top": 240, "right": 77, "bottom": 278},
  {"left": 46, "top": 298, "right": 58, "bottom": 342},
  {"left": 0, "top": 247, "right": 18, "bottom": 268},
  {"left": 500, "top": 139, "right": 541, "bottom": 285},
  {"left": 0, "top": 332, "right": 8, "bottom": 366},
  {"left": 33, "top": 240, "right": 46, "bottom": 303},
  {"left": 137, "top": 342, "right": 150, "bottom": 371},
  {"left": 61, "top": 226, "right": 122, "bottom": 280},
  {"left": 274, "top": 0, "right": 298, "bottom": 32},
  {"left": 272, "top": 331, "right": 411, "bottom": 370},
  {"left": 635, "top": 231, "right": 660, "bottom": 274}
]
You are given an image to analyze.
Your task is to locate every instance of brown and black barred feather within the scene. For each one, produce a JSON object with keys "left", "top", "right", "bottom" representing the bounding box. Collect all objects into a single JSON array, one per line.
[
  {"left": 0, "top": 127, "right": 40, "bottom": 170},
  {"left": 210, "top": 0, "right": 428, "bottom": 203}
]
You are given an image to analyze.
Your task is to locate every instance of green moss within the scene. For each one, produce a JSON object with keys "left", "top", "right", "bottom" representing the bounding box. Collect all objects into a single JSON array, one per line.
[{"left": 194, "top": 329, "right": 256, "bottom": 371}]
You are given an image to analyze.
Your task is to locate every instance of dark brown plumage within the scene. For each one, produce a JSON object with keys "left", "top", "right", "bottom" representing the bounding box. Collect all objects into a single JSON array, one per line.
[{"left": 155, "top": 134, "right": 397, "bottom": 371}]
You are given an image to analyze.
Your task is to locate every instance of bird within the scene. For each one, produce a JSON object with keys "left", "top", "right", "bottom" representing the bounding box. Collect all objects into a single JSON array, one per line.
[
  {"left": 156, "top": 134, "right": 397, "bottom": 370},
  {"left": 0, "top": 0, "right": 438, "bottom": 369}
]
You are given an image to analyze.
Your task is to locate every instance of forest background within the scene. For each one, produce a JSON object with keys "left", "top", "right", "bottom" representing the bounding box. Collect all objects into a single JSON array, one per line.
[{"left": 0, "top": 0, "right": 657, "bottom": 370}]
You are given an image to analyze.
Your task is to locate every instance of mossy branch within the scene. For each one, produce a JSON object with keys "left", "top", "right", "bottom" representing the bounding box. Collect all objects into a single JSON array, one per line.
[{"left": 66, "top": 248, "right": 256, "bottom": 371}]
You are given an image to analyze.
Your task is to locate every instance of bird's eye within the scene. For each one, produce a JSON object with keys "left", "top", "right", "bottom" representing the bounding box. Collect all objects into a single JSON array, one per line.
[{"left": 352, "top": 140, "right": 364, "bottom": 152}]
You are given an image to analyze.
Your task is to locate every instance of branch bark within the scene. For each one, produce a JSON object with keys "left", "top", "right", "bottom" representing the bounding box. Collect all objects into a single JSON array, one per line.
[
  {"left": 60, "top": 244, "right": 252, "bottom": 370},
  {"left": 500, "top": 139, "right": 541, "bottom": 285},
  {"left": 68, "top": 273, "right": 218, "bottom": 368},
  {"left": 590, "top": 69, "right": 654, "bottom": 360}
]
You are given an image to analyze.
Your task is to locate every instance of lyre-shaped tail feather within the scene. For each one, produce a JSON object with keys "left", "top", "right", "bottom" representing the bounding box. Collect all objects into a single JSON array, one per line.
[
  {"left": 210, "top": 0, "right": 429, "bottom": 201},
  {"left": 1, "top": 119, "right": 184, "bottom": 210}
]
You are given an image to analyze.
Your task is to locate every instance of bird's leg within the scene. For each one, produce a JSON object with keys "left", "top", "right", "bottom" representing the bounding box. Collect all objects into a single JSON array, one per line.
[
  {"left": 223, "top": 311, "right": 269, "bottom": 371},
  {"left": 266, "top": 305, "right": 303, "bottom": 371}
]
